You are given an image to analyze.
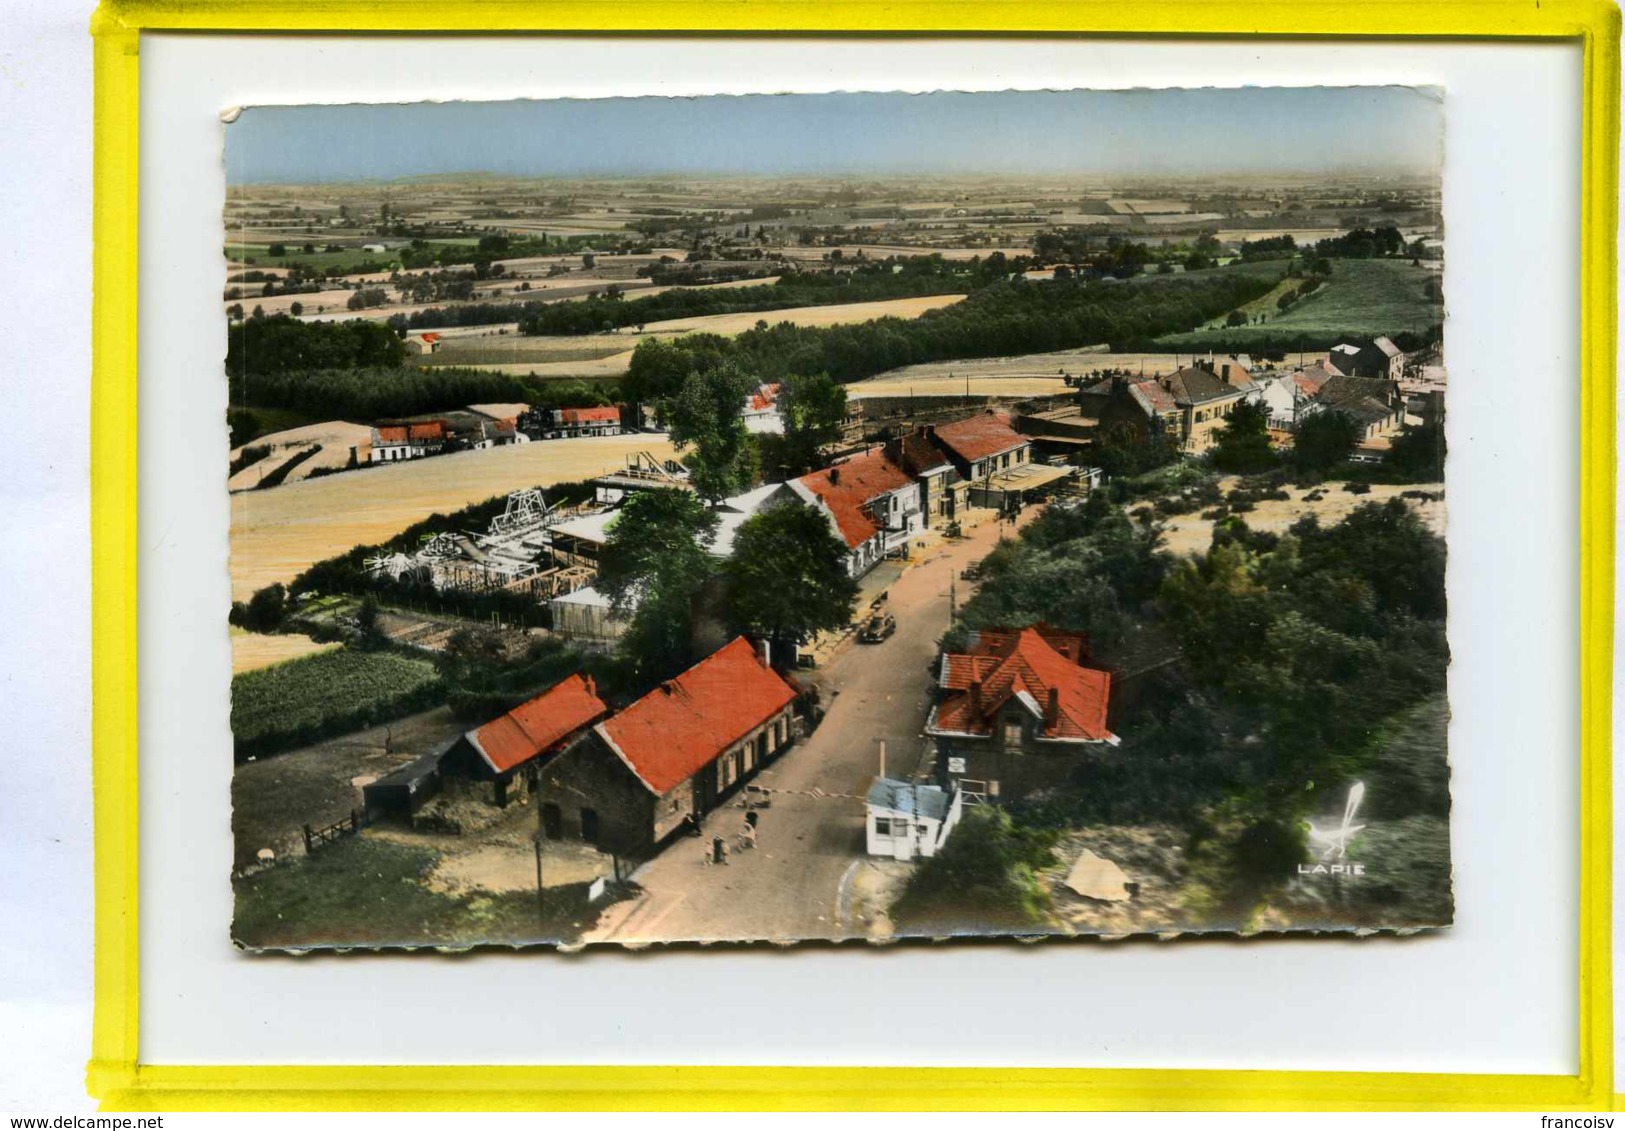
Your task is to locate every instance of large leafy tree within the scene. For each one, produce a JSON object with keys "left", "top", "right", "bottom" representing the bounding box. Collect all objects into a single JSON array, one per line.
[
  {"left": 1289, "top": 409, "right": 1361, "bottom": 473},
  {"left": 724, "top": 501, "right": 858, "bottom": 657},
  {"left": 665, "top": 361, "right": 759, "bottom": 502},
  {"left": 771, "top": 371, "right": 848, "bottom": 476},
  {"left": 597, "top": 489, "right": 720, "bottom": 681},
  {"left": 1210, "top": 400, "right": 1276, "bottom": 474},
  {"left": 1385, "top": 419, "right": 1446, "bottom": 482}
]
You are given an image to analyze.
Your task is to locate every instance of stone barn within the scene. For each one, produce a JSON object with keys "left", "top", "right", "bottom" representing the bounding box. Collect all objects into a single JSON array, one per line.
[
  {"left": 535, "top": 638, "right": 799, "bottom": 859},
  {"left": 438, "top": 673, "right": 609, "bottom": 808}
]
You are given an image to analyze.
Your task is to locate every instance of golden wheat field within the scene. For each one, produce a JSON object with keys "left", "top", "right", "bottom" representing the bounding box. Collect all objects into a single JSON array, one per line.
[
  {"left": 230, "top": 433, "right": 679, "bottom": 602},
  {"left": 849, "top": 347, "right": 1332, "bottom": 400},
  {"left": 428, "top": 294, "right": 970, "bottom": 379},
  {"left": 230, "top": 628, "right": 340, "bottom": 674}
]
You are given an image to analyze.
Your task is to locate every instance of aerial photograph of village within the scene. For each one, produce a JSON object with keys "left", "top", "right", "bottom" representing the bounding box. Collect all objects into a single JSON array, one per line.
[{"left": 225, "top": 87, "right": 1451, "bottom": 950}]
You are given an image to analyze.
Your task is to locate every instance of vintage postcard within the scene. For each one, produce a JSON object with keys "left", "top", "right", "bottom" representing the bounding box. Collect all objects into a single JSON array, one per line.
[{"left": 225, "top": 87, "right": 1450, "bottom": 950}]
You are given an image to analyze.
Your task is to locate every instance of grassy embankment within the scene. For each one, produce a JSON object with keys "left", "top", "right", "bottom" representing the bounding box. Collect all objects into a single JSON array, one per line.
[
  {"left": 1154, "top": 259, "right": 1441, "bottom": 352},
  {"left": 232, "top": 836, "right": 602, "bottom": 949}
]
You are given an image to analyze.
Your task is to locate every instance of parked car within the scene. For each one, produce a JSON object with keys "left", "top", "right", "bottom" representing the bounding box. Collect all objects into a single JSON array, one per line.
[
  {"left": 859, "top": 610, "right": 897, "bottom": 643},
  {"left": 960, "top": 560, "right": 984, "bottom": 581}
]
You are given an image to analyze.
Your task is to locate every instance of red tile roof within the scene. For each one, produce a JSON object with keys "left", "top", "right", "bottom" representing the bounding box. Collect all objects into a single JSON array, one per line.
[
  {"left": 1292, "top": 361, "right": 1337, "bottom": 398},
  {"left": 930, "top": 410, "right": 1027, "bottom": 463},
  {"left": 560, "top": 406, "right": 622, "bottom": 425},
  {"left": 420, "top": 332, "right": 442, "bottom": 344},
  {"left": 933, "top": 626, "right": 1113, "bottom": 742},
  {"left": 885, "top": 431, "right": 953, "bottom": 477},
  {"left": 374, "top": 425, "right": 408, "bottom": 444},
  {"left": 407, "top": 421, "right": 446, "bottom": 442},
  {"left": 748, "top": 383, "right": 782, "bottom": 412},
  {"left": 1125, "top": 377, "right": 1178, "bottom": 415},
  {"left": 468, "top": 673, "right": 608, "bottom": 775},
  {"left": 794, "top": 446, "right": 915, "bottom": 549},
  {"left": 596, "top": 638, "right": 799, "bottom": 794}
]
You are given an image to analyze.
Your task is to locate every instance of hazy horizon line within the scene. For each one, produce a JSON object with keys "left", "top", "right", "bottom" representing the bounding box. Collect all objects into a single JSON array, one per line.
[{"left": 225, "top": 88, "right": 1442, "bottom": 186}]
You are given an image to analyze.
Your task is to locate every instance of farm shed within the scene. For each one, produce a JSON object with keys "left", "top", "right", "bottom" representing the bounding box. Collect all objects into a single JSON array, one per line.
[
  {"left": 362, "top": 742, "right": 454, "bottom": 821},
  {"left": 865, "top": 777, "right": 962, "bottom": 861},
  {"left": 535, "top": 638, "right": 799, "bottom": 859},
  {"left": 549, "top": 585, "right": 629, "bottom": 644},
  {"left": 439, "top": 673, "right": 609, "bottom": 808}
]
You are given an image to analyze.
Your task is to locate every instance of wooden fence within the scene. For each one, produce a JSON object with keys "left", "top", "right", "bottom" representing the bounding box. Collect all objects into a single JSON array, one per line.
[{"left": 303, "top": 809, "right": 364, "bottom": 855}]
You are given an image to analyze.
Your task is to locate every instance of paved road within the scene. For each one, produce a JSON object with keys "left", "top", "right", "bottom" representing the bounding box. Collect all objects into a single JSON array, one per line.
[{"left": 586, "top": 512, "right": 1028, "bottom": 946}]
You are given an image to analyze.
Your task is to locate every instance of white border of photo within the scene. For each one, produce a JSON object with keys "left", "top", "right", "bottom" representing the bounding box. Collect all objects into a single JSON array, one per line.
[{"left": 137, "top": 34, "right": 1580, "bottom": 1073}]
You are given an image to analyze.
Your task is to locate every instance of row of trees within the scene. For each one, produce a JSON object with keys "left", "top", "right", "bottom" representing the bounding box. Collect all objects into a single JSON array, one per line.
[
  {"left": 518, "top": 256, "right": 1014, "bottom": 337},
  {"left": 1211, "top": 401, "right": 1447, "bottom": 482},
  {"left": 624, "top": 269, "right": 1280, "bottom": 399},
  {"left": 234, "top": 365, "right": 614, "bottom": 425},
  {"left": 226, "top": 315, "right": 405, "bottom": 380}
]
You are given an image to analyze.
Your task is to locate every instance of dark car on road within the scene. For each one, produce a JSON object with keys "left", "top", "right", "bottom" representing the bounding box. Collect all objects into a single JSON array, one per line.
[{"left": 859, "top": 610, "right": 897, "bottom": 643}]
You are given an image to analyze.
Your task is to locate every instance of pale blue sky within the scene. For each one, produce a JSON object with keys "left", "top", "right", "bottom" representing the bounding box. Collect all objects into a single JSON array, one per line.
[{"left": 226, "top": 87, "right": 1441, "bottom": 183}]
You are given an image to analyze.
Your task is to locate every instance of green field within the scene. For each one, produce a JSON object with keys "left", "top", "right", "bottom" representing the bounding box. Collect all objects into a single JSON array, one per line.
[
  {"left": 231, "top": 646, "right": 443, "bottom": 759},
  {"left": 228, "top": 244, "right": 400, "bottom": 274},
  {"left": 1153, "top": 259, "right": 1441, "bottom": 351},
  {"left": 232, "top": 836, "right": 600, "bottom": 949}
]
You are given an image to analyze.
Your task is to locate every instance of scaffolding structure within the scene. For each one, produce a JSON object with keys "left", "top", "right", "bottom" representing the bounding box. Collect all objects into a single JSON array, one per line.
[{"left": 364, "top": 488, "right": 602, "bottom": 599}]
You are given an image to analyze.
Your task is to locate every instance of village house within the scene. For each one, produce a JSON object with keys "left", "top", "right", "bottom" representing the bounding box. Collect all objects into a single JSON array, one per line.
[
  {"left": 926, "top": 625, "right": 1119, "bottom": 802},
  {"left": 437, "top": 673, "right": 610, "bottom": 807},
  {"left": 1315, "top": 372, "right": 1406, "bottom": 441},
  {"left": 926, "top": 410, "right": 1033, "bottom": 489},
  {"left": 368, "top": 420, "right": 447, "bottom": 463},
  {"left": 1085, "top": 365, "right": 1252, "bottom": 454},
  {"left": 471, "top": 418, "right": 525, "bottom": 450},
  {"left": 743, "top": 382, "right": 784, "bottom": 435},
  {"left": 535, "top": 638, "right": 800, "bottom": 858},
  {"left": 882, "top": 428, "right": 959, "bottom": 524},
  {"left": 361, "top": 673, "right": 609, "bottom": 819},
  {"left": 401, "top": 331, "right": 443, "bottom": 356},
  {"left": 1327, "top": 336, "right": 1405, "bottom": 381},
  {"left": 518, "top": 404, "right": 625, "bottom": 440},
  {"left": 790, "top": 445, "right": 924, "bottom": 578}
]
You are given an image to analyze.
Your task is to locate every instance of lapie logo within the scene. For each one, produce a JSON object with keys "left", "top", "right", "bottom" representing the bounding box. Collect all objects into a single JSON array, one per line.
[{"left": 1298, "top": 781, "right": 1368, "bottom": 876}]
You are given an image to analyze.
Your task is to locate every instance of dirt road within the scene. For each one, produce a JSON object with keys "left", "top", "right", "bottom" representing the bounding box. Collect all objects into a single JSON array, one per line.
[{"left": 585, "top": 512, "right": 1031, "bottom": 946}]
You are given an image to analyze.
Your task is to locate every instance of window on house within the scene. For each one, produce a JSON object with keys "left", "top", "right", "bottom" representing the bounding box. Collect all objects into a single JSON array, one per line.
[
  {"left": 874, "top": 817, "right": 893, "bottom": 837},
  {"left": 1003, "top": 716, "right": 1023, "bottom": 747}
]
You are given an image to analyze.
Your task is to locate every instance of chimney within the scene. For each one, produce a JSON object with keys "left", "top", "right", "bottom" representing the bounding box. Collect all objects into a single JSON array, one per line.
[
  {"left": 829, "top": 467, "right": 841, "bottom": 486},
  {"left": 969, "top": 678, "right": 983, "bottom": 720},
  {"left": 584, "top": 674, "right": 597, "bottom": 699},
  {"left": 751, "top": 637, "right": 771, "bottom": 669},
  {"left": 1045, "top": 687, "right": 1059, "bottom": 732}
]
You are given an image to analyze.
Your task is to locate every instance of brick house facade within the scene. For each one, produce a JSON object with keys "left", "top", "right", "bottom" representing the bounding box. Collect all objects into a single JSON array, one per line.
[
  {"left": 927, "top": 625, "right": 1120, "bottom": 802},
  {"left": 534, "top": 638, "right": 799, "bottom": 859}
]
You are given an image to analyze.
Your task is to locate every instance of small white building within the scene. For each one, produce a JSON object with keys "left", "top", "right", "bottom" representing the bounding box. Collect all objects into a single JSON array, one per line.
[
  {"left": 548, "top": 584, "right": 628, "bottom": 644},
  {"left": 865, "top": 777, "right": 963, "bottom": 861},
  {"left": 743, "top": 383, "right": 784, "bottom": 435}
]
